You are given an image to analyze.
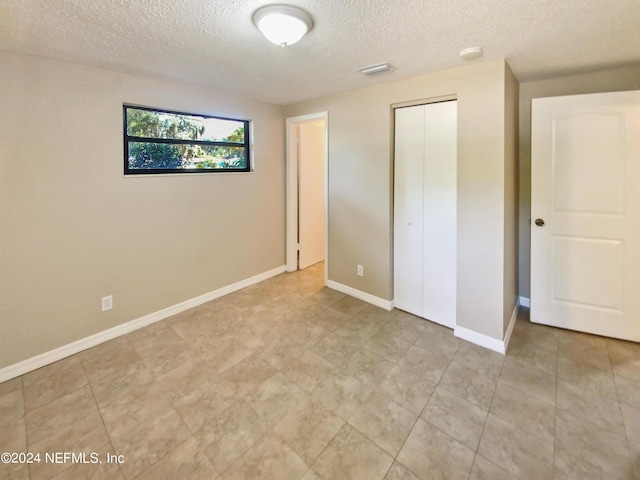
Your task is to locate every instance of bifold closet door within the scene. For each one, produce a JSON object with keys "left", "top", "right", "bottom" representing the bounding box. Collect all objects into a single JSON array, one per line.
[{"left": 394, "top": 101, "right": 457, "bottom": 328}]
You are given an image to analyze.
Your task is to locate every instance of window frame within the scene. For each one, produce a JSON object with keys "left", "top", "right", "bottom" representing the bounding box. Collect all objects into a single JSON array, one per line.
[{"left": 123, "top": 105, "right": 252, "bottom": 175}]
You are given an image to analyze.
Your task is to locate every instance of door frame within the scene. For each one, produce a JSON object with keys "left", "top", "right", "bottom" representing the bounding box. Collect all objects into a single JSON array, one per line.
[{"left": 285, "top": 111, "right": 329, "bottom": 283}]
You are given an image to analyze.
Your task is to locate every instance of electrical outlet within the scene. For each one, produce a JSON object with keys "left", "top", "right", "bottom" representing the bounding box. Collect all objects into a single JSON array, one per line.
[
  {"left": 357, "top": 264, "right": 364, "bottom": 277},
  {"left": 101, "top": 295, "right": 113, "bottom": 312}
]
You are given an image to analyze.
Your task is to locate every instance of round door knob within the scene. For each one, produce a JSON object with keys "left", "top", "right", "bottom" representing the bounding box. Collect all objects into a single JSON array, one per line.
[{"left": 535, "top": 218, "right": 545, "bottom": 227}]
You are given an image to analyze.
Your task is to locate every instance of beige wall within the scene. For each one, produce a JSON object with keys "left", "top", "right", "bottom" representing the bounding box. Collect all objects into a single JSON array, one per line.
[
  {"left": 0, "top": 51, "right": 286, "bottom": 369},
  {"left": 503, "top": 64, "right": 520, "bottom": 333},
  {"left": 518, "top": 66, "right": 640, "bottom": 299},
  {"left": 285, "top": 59, "right": 516, "bottom": 340}
]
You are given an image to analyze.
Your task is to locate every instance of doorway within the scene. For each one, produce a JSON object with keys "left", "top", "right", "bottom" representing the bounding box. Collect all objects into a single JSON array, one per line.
[{"left": 286, "top": 112, "right": 328, "bottom": 281}]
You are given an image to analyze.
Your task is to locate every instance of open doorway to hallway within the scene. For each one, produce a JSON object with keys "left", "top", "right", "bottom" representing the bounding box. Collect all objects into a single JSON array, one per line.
[{"left": 286, "top": 112, "right": 328, "bottom": 281}]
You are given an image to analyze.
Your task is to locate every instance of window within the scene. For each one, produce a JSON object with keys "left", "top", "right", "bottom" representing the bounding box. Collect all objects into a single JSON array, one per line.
[{"left": 123, "top": 105, "right": 251, "bottom": 174}]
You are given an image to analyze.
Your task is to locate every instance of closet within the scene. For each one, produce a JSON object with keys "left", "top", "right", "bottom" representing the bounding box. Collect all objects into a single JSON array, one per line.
[{"left": 393, "top": 100, "right": 457, "bottom": 328}]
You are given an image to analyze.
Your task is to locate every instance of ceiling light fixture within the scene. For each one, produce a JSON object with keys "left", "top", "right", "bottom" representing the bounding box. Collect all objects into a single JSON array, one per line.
[
  {"left": 358, "top": 63, "right": 393, "bottom": 76},
  {"left": 253, "top": 4, "right": 313, "bottom": 47},
  {"left": 459, "top": 47, "right": 483, "bottom": 60}
]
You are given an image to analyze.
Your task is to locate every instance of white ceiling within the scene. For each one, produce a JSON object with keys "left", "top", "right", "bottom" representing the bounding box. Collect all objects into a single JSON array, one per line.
[{"left": 1, "top": 0, "right": 639, "bottom": 105}]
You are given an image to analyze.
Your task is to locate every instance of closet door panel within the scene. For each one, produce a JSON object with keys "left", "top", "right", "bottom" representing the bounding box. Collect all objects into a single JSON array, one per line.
[
  {"left": 393, "top": 106, "right": 425, "bottom": 316},
  {"left": 423, "top": 101, "right": 457, "bottom": 328}
]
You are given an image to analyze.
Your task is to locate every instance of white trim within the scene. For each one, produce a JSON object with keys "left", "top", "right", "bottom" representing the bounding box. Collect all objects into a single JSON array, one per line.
[
  {"left": 285, "top": 112, "right": 329, "bottom": 284},
  {"left": 519, "top": 296, "right": 530, "bottom": 308},
  {"left": 503, "top": 302, "right": 519, "bottom": 353},
  {"left": 453, "top": 302, "right": 520, "bottom": 355},
  {"left": 454, "top": 326, "right": 506, "bottom": 354},
  {"left": 0, "top": 265, "right": 286, "bottom": 383},
  {"left": 326, "top": 280, "right": 393, "bottom": 311}
]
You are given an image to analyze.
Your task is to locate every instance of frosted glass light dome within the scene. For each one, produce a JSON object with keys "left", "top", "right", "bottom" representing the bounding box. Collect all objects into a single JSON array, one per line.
[{"left": 253, "top": 5, "right": 313, "bottom": 47}]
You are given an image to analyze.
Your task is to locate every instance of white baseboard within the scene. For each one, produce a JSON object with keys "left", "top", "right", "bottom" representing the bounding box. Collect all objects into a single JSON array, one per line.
[
  {"left": 503, "top": 302, "right": 519, "bottom": 353},
  {"left": 519, "top": 296, "right": 530, "bottom": 308},
  {"left": 0, "top": 265, "right": 287, "bottom": 383},
  {"left": 454, "top": 326, "right": 507, "bottom": 354},
  {"left": 326, "top": 280, "right": 393, "bottom": 311},
  {"left": 453, "top": 301, "right": 520, "bottom": 355}
]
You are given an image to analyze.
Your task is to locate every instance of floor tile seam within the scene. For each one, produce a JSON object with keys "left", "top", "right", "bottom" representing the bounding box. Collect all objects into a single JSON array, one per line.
[
  {"left": 22, "top": 360, "right": 84, "bottom": 390},
  {"left": 555, "top": 402, "right": 634, "bottom": 445},
  {"left": 188, "top": 395, "right": 247, "bottom": 441},
  {"left": 23, "top": 377, "right": 91, "bottom": 414},
  {"left": 195, "top": 400, "right": 270, "bottom": 478},
  {"left": 25, "top": 394, "right": 100, "bottom": 450},
  {"left": 446, "top": 356, "right": 498, "bottom": 388},
  {"left": 554, "top": 392, "right": 627, "bottom": 438},
  {"left": 390, "top": 457, "right": 424, "bottom": 480},
  {"left": 503, "top": 349, "right": 559, "bottom": 374},
  {"left": 167, "top": 320, "right": 208, "bottom": 346},
  {"left": 427, "top": 336, "right": 459, "bottom": 387},
  {"left": 375, "top": 383, "right": 432, "bottom": 420},
  {"left": 477, "top": 414, "right": 555, "bottom": 480},
  {"left": 464, "top": 454, "right": 527, "bottom": 480},
  {"left": 556, "top": 358, "right": 617, "bottom": 384},
  {"left": 304, "top": 423, "right": 379, "bottom": 480},
  {"left": 405, "top": 340, "right": 483, "bottom": 449},
  {"left": 613, "top": 373, "right": 640, "bottom": 429},
  {"left": 611, "top": 369, "right": 640, "bottom": 384},
  {"left": 398, "top": 416, "right": 474, "bottom": 480},
  {"left": 454, "top": 384, "right": 492, "bottom": 458},
  {"left": 80, "top": 355, "right": 145, "bottom": 386},
  {"left": 430, "top": 383, "right": 491, "bottom": 421},
  {"left": 553, "top": 434, "right": 634, "bottom": 479},
  {"left": 557, "top": 339, "right": 614, "bottom": 362},
  {"left": 264, "top": 427, "right": 313, "bottom": 472},
  {"left": 555, "top": 371, "right": 620, "bottom": 396},
  {"left": 401, "top": 368, "right": 439, "bottom": 421},
  {"left": 346, "top": 403, "right": 420, "bottom": 459},
  {"left": 99, "top": 386, "right": 178, "bottom": 480},
  {"left": 26, "top": 388, "right": 120, "bottom": 479},
  {"left": 213, "top": 425, "right": 289, "bottom": 479},
  {"left": 25, "top": 459, "right": 35, "bottom": 480},
  {"left": 168, "top": 387, "right": 215, "bottom": 437},
  {"left": 491, "top": 346, "right": 507, "bottom": 384},
  {"left": 17, "top": 375, "right": 33, "bottom": 480},
  {"left": 496, "top": 371, "right": 557, "bottom": 408},
  {"left": 14, "top": 373, "right": 26, "bottom": 421},
  {"left": 281, "top": 367, "right": 330, "bottom": 395},
  {"left": 128, "top": 434, "right": 204, "bottom": 480},
  {"left": 99, "top": 391, "right": 187, "bottom": 446},
  {"left": 438, "top": 343, "right": 504, "bottom": 464},
  {"left": 437, "top": 346, "right": 498, "bottom": 413},
  {"left": 0, "top": 377, "right": 23, "bottom": 397},
  {"left": 485, "top": 399, "right": 555, "bottom": 447}
]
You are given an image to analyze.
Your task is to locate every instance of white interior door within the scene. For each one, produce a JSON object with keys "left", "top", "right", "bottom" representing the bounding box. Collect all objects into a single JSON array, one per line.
[
  {"left": 298, "top": 121, "right": 325, "bottom": 269},
  {"left": 394, "top": 101, "right": 457, "bottom": 328},
  {"left": 531, "top": 90, "right": 640, "bottom": 341}
]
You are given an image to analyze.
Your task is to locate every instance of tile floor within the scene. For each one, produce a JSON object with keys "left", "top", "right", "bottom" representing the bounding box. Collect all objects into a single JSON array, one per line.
[{"left": 1, "top": 262, "right": 640, "bottom": 479}]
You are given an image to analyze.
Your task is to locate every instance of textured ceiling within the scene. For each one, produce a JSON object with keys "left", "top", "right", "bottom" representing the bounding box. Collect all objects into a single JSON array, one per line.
[{"left": 1, "top": 0, "right": 639, "bottom": 105}]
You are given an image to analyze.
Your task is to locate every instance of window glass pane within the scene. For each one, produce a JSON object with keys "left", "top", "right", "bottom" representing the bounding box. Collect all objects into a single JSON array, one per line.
[
  {"left": 126, "top": 108, "right": 245, "bottom": 143},
  {"left": 128, "top": 142, "right": 246, "bottom": 170}
]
